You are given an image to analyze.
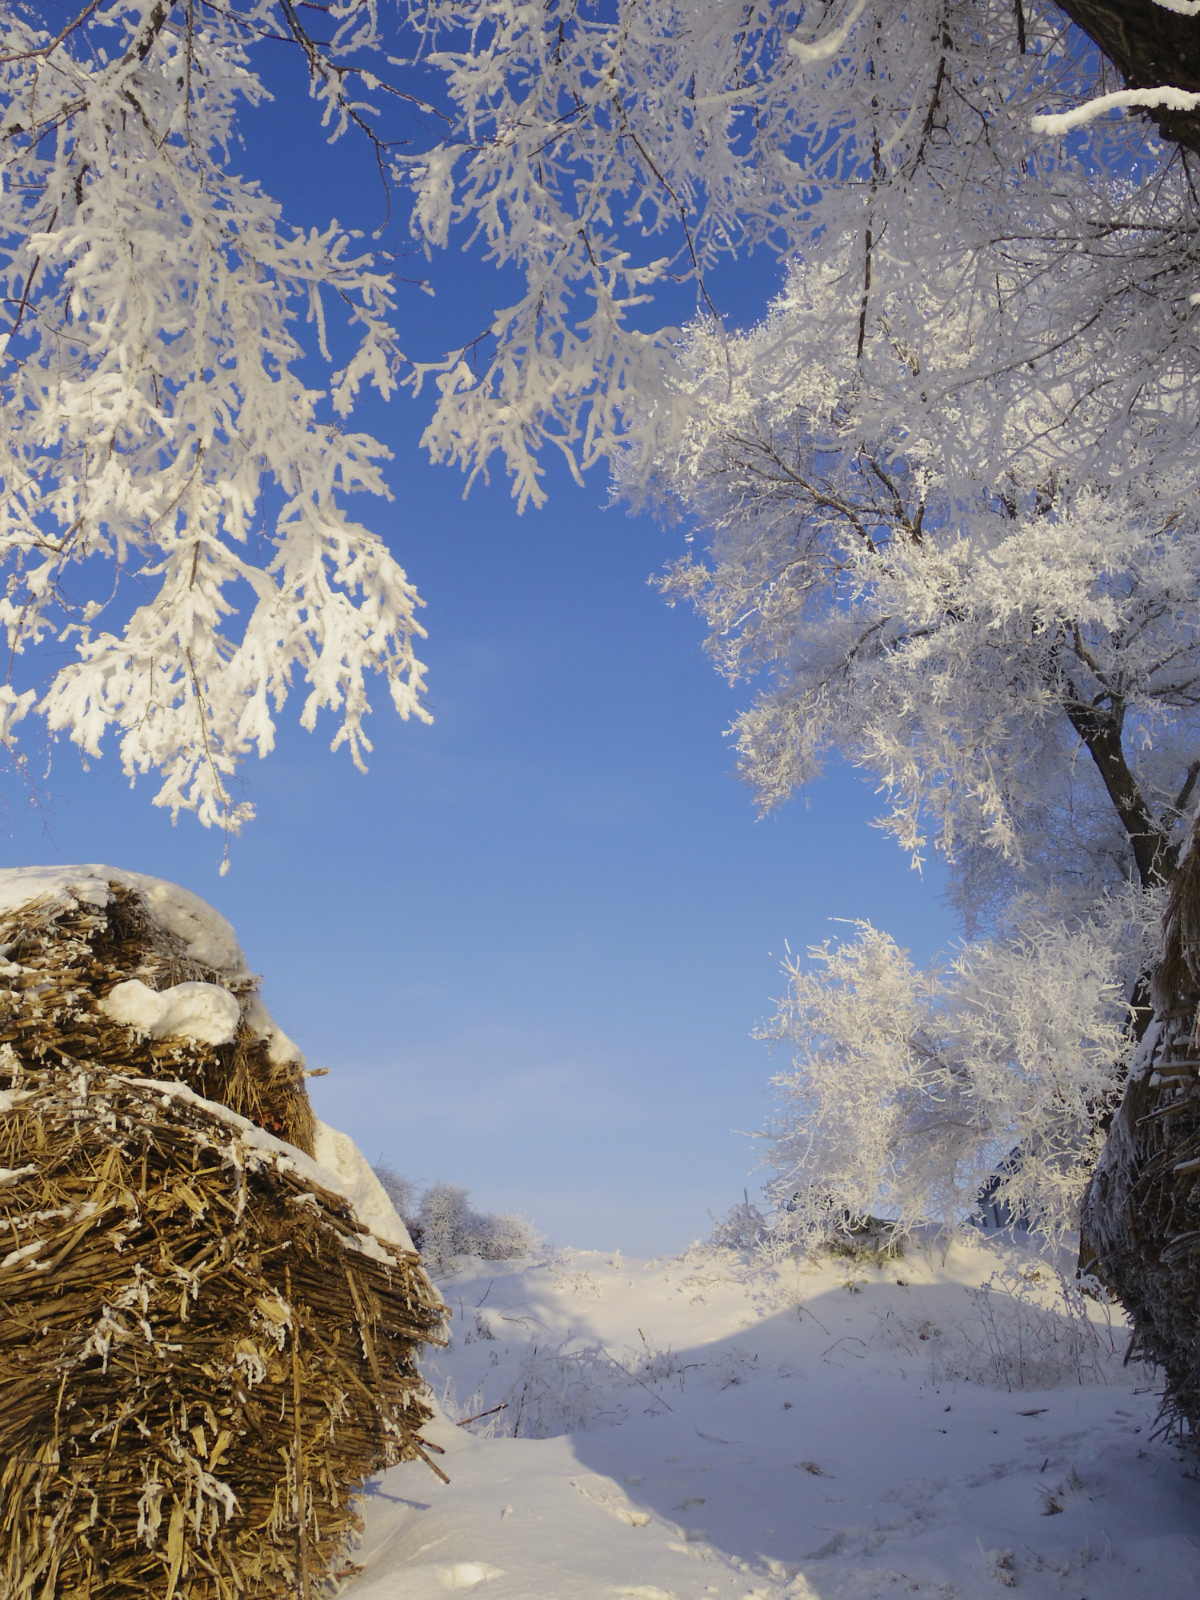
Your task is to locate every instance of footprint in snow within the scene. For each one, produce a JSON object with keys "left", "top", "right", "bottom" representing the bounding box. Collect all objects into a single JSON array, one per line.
[
  {"left": 610, "top": 1505, "right": 652, "bottom": 1527},
  {"left": 570, "top": 1477, "right": 651, "bottom": 1526},
  {"left": 437, "top": 1562, "right": 503, "bottom": 1590}
]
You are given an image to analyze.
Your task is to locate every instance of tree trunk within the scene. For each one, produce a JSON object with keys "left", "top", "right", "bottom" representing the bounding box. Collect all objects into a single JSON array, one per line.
[
  {"left": 1055, "top": 0, "right": 1200, "bottom": 155},
  {"left": 1048, "top": 3, "right": 1200, "bottom": 1436},
  {"left": 1080, "top": 835, "right": 1200, "bottom": 1433}
]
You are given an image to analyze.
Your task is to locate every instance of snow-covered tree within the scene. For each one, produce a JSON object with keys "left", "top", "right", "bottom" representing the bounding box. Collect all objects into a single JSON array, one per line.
[
  {"left": 401, "top": 1, "right": 1200, "bottom": 1420},
  {"left": 757, "top": 910, "right": 1150, "bottom": 1254},
  {"left": 372, "top": 1169, "right": 539, "bottom": 1275},
  {"left": 635, "top": 260, "right": 1200, "bottom": 923},
  {"left": 0, "top": 1, "right": 430, "bottom": 854},
  {"left": 633, "top": 240, "right": 1200, "bottom": 1278}
]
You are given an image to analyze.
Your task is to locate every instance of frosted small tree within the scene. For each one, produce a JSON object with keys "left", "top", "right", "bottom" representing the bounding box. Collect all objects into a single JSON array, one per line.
[
  {"left": 757, "top": 914, "right": 1142, "bottom": 1255},
  {"left": 0, "top": 1, "right": 432, "bottom": 857},
  {"left": 371, "top": 1173, "right": 538, "bottom": 1275}
]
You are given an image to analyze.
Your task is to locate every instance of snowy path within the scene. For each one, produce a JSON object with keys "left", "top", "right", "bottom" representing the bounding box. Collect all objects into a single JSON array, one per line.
[{"left": 346, "top": 1240, "right": 1199, "bottom": 1599}]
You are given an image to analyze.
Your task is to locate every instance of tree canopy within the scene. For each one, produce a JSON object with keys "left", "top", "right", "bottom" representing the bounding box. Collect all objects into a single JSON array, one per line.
[
  {"left": 404, "top": 1, "right": 1200, "bottom": 512},
  {"left": 401, "top": 2, "right": 1200, "bottom": 1303}
]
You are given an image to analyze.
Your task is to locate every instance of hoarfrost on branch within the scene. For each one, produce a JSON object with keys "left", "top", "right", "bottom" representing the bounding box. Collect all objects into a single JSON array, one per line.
[
  {"left": 401, "top": 1, "right": 1200, "bottom": 511},
  {"left": 0, "top": 1, "right": 431, "bottom": 850}
]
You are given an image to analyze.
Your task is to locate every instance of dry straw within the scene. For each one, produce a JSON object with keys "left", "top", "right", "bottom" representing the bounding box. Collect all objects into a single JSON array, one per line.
[
  {"left": 0, "top": 884, "right": 447, "bottom": 1599},
  {"left": 1083, "top": 843, "right": 1200, "bottom": 1434}
]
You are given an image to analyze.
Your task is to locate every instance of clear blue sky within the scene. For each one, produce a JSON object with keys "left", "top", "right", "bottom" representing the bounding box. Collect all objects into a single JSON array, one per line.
[{"left": 4, "top": 23, "right": 956, "bottom": 1254}]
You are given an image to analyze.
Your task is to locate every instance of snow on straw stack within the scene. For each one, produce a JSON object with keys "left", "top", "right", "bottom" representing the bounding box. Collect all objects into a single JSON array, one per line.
[{"left": 0, "top": 867, "right": 447, "bottom": 1600}]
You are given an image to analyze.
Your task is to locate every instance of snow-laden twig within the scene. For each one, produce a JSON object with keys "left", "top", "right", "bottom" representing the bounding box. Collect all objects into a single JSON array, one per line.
[
  {"left": 1032, "top": 86, "right": 1200, "bottom": 137},
  {"left": 0, "top": 3, "right": 429, "bottom": 849},
  {"left": 787, "top": 0, "right": 869, "bottom": 64}
]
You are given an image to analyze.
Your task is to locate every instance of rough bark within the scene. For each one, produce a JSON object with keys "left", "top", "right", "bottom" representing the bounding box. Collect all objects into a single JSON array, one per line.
[
  {"left": 1064, "top": 694, "right": 1173, "bottom": 891},
  {"left": 1055, "top": 0, "right": 1200, "bottom": 155}
]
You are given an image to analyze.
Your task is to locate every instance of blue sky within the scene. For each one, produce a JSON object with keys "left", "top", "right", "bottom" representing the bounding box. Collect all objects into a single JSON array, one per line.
[{"left": 4, "top": 20, "right": 957, "bottom": 1253}]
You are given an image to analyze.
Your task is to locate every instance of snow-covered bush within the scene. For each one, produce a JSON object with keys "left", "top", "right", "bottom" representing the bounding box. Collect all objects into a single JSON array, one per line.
[
  {"left": 507, "top": 1341, "right": 631, "bottom": 1439},
  {"left": 416, "top": 1183, "right": 474, "bottom": 1271},
  {"left": 706, "top": 1191, "right": 771, "bottom": 1252},
  {"left": 372, "top": 1164, "right": 418, "bottom": 1225},
  {"left": 371, "top": 1170, "right": 539, "bottom": 1274},
  {"left": 742, "top": 910, "right": 1139, "bottom": 1256},
  {"left": 468, "top": 1208, "right": 543, "bottom": 1263},
  {"left": 504, "top": 1334, "right": 748, "bottom": 1438}
]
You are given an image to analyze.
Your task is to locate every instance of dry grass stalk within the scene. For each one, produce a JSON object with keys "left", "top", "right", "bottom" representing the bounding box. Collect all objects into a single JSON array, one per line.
[{"left": 0, "top": 882, "right": 448, "bottom": 1598}]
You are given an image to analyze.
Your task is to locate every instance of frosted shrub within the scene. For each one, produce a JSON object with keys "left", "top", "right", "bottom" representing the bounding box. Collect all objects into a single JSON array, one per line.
[
  {"left": 416, "top": 1183, "right": 472, "bottom": 1274},
  {"left": 750, "top": 913, "right": 1136, "bottom": 1256},
  {"left": 707, "top": 1191, "right": 771, "bottom": 1252},
  {"left": 508, "top": 1342, "right": 629, "bottom": 1439},
  {"left": 504, "top": 1336, "right": 728, "bottom": 1438},
  {"left": 371, "top": 1170, "right": 539, "bottom": 1274},
  {"left": 468, "top": 1209, "right": 541, "bottom": 1263},
  {"left": 966, "top": 1268, "right": 1122, "bottom": 1391}
]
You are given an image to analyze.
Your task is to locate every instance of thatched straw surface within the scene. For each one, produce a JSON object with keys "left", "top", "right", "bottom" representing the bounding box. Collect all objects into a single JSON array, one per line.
[
  {"left": 0, "top": 879, "right": 447, "bottom": 1599},
  {"left": 0, "top": 884, "right": 315, "bottom": 1153},
  {"left": 1082, "top": 842, "right": 1200, "bottom": 1435}
]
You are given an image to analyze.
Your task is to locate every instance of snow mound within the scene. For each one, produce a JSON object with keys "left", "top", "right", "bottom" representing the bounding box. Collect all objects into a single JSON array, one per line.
[
  {"left": 350, "top": 1239, "right": 1200, "bottom": 1600},
  {"left": 0, "top": 864, "right": 246, "bottom": 973},
  {"left": 100, "top": 978, "right": 241, "bottom": 1045},
  {"left": 314, "top": 1122, "right": 418, "bottom": 1255}
]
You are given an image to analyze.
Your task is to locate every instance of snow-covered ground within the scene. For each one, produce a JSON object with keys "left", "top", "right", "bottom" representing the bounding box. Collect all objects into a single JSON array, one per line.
[{"left": 346, "top": 1236, "right": 1199, "bottom": 1600}]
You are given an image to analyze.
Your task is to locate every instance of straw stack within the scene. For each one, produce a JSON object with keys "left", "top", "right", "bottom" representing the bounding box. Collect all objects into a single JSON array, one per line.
[
  {"left": 1082, "top": 845, "right": 1200, "bottom": 1435},
  {"left": 0, "top": 876, "right": 447, "bottom": 1599}
]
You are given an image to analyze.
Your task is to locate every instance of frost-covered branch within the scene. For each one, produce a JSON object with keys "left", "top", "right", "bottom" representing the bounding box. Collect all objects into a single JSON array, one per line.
[
  {"left": 0, "top": 1, "right": 431, "bottom": 853},
  {"left": 1032, "top": 85, "right": 1200, "bottom": 136}
]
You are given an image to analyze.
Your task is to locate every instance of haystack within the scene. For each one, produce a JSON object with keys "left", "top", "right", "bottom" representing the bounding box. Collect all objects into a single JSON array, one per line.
[
  {"left": 1082, "top": 842, "right": 1200, "bottom": 1436},
  {"left": 0, "top": 867, "right": 447, "bottom": 1599}
]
